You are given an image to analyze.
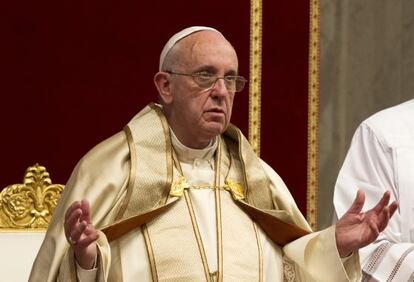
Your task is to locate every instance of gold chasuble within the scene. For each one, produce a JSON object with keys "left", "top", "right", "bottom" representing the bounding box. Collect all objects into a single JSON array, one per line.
[
  {"left": 29, "top": 103, "right": 361, "bottom": 282},
  {"left": 101, "top": 104, "right": 309, "bottom": 281}
]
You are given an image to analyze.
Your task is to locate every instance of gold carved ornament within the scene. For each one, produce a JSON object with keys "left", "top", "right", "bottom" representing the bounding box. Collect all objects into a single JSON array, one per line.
[{"left": 0, "top": 164, "right": 64, "bottom": 229}]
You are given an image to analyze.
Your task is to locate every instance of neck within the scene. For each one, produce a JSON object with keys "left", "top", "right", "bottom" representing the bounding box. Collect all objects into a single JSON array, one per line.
[
  {"left": 170, "top": 124, "right": 212, "bottom": 149},
  {"left": 170, "top": 128, "right": 218, "bottom": 164},
  {"left": 163, "top": 106, "right": 215, "bottom": 149}
]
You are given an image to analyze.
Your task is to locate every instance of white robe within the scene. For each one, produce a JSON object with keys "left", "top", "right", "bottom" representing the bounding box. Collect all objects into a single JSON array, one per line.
[{"left": 334, "top": 99, "right": 414, "bottom": 281}]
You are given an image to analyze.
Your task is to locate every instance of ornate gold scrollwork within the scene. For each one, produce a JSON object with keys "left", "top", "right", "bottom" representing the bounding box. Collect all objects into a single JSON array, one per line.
[{"left": 0, "top": 164, "right": 64, "bottom": 229}]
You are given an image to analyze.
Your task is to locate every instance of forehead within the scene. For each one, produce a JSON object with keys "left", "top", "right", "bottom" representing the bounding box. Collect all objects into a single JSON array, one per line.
[{"left": 177, "top": 31, "right": 239, "bottom": 72}]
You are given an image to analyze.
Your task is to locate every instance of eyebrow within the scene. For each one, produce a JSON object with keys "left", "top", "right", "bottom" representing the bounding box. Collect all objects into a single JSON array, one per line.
[{"left": 193, "top": 65, "right": 238, "bottom": 76}]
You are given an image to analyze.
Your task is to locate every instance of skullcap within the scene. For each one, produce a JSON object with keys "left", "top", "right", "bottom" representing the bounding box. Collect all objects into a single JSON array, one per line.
[{"left": 159, "top": 26, "right": 221, "bottom": 71}]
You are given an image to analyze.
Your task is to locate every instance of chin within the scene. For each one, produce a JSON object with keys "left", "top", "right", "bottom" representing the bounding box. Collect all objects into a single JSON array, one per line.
[
  {"left": 199, "top": 119, "right": 228, "bottom": 135},
  {"left": 204, "top": 125, "right": 226, "bottom": 138}
]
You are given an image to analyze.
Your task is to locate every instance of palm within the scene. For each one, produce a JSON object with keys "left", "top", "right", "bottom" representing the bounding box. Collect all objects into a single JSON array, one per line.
[
  {"left": 64, "top": 200, "right": 99, "bottom": 269},
  {"left": 335, "top": 190, "right": 398, "bottom": 257}
]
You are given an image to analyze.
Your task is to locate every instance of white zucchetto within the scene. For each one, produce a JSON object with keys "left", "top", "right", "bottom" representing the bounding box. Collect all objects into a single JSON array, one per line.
[{"left": 159, "top": 26, "right": 221, "bottom": 71}]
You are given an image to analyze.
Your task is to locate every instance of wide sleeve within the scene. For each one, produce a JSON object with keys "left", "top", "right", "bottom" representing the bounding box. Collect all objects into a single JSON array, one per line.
[
  {"left": 260, "top": 160, "right": 361, "bottom": 281},
  {"left": 283, "top": 226, "right": 361, "bottom": 282},
  {"left": 334, "top": 123, "right": 414, "bottom": 280},
  {"left": 29, "top": 131, "right": 130, "bottom": 282}
]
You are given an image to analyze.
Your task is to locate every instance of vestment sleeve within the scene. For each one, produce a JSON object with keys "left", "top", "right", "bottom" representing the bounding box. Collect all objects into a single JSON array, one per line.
[
  {"left": 334, "top": 123, "right": 414, "bottom": 280},
  {"left": 260, "top": 160, "right": 361, "bottom": 281},
  {"left": 29, "top": 131, "right": 130, "bottom": 282},
  {"left": 76, "top": 266, "right": 98, "bottom": 282},
  {"left": 283, "top": 226, "right": 361, "bottom": 282}
]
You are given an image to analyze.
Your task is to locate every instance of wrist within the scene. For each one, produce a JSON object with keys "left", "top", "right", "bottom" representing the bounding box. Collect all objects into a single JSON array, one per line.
[
  {"left": 335, "top": 229, "right": 353, "bottom": 258},
  {"left": 76, "top": 255, "right": 97, "bottom": 270},
  {"left": 74, "top": 245, "right": 98, "bottom": 270},
  {"left": 338, "top": 249, "right": 352, "bottom": 258}
]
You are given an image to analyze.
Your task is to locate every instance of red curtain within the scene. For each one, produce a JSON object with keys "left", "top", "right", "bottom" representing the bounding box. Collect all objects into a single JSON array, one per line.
[{"left": 0, "top": 1, "right": 309, "bottom": 213}]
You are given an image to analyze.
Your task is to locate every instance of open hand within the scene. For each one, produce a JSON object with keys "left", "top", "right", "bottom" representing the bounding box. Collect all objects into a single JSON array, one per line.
[
  {"left": 335, "top": 190, "right": 398, "bottom": 257},
  {"left": 64, "top": 200, "right": 99, "bottom": 269}
]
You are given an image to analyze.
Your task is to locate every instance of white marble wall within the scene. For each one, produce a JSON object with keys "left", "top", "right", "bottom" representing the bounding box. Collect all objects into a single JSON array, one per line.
[{"left": 319, "top": 0, "right": 414, "bottom": 228}]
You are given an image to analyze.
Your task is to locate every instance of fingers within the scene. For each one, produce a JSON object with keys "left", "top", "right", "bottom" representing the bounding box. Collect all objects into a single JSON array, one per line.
[
  {"left": 64, "top": 199, "right": 95, "bottom": 246},
  {"left": 376, "top": 206, "right": 390, "bottom": 232},
  {"left": 69, "top": 220, "right": 88, "bottom": 243},
  {"left": 346, "top": 190, "right": 365, "bottom": 214},
  {"left": 64, "top": 202, "right": 83, "bottom": 238},
  {"left": 65, "top": 201, "right": 81, "bottom": 222},
  {"left": 376, "top": 200, "right": 398, "bottom": 232},
  {"left": 80, "top": 200, "right": 91, "bottom": 224},
  {"left": 364, "top": 197, "right": 398, "bottom": 238},
  {"left": 372, "top": 191, "right": 391, "bottom": 213},
  {"left": 75, "top": 225, "right": 99, "bottom": 248},
  {"left": 388, "top": 201, "right": 398, "bottom": 217}
]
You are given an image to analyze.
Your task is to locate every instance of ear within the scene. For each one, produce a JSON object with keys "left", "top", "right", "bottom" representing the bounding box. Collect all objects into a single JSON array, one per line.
[{"left": 154, "top": 72, "right": 173, "bottom": 105}]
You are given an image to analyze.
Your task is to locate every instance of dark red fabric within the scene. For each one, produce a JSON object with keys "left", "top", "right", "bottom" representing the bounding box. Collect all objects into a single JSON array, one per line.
[
  {"left": 0, "top": 1, "right": 309, "bottom": 214},
  {"left": 261, "top": 2, "right": 310, "bottom": 214}
]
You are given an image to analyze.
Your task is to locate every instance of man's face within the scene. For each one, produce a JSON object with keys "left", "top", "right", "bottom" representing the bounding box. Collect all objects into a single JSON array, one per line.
[{"left": 167, "top": 31, "right": 239, "bottom": 147}]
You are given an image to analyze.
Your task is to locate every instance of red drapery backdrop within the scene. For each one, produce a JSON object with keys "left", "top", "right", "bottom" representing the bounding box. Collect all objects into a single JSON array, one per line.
[{"left": 0, "top": 1, "right": 309, "bottom": 214}]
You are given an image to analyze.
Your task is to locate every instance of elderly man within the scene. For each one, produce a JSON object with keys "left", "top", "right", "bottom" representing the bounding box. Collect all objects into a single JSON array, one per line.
[
  {"left": 30, "top": 26, "right": 396, "bottom": 282},
  {"left": 334, "top": 99, "right": 414, "bottom": 281}
]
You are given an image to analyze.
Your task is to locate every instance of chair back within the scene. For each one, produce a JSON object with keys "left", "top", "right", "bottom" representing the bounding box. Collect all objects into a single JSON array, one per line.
[{"left": 0, "top": 164, "right": 64, "bottom": 282}]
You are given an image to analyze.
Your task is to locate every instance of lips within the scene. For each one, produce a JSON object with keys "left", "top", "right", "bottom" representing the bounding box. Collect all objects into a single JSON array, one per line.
[{"left": 206, "top": 107, "right": 225, "bottom": 114}]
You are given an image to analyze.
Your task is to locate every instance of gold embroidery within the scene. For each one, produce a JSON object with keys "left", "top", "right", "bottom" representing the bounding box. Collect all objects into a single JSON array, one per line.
[
  {"left": 210, "top": 271, "right": 218, "bottom": 282},
  {"left": 169, "top": 176, "right": 245, "bottom": 201},
  {"left": 215, "top": 195, "right": 223, "bottom": 281},
  {"left": 169, "top": 175, "right": 190, "bottom": 197},
  {"left": 142, "top": 225, "right": 159, "bottom": 282},
  {"left": 224, "top": 179, "right": 245, "bottom": 200},
  {"left": 283, "top": 258, "right": 296, "bottom": 282},
  {"left": 215, "top": 142, "right": 223, "bottom": 282}
]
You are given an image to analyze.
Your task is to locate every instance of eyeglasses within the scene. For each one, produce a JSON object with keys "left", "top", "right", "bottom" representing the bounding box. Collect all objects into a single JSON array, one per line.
[{"left": 166, "top": 71, "right": 247, "bottom": 93}]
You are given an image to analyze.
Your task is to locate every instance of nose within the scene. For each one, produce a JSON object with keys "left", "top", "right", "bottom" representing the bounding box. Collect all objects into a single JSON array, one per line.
[{"left": 210, "top": 78, "right": 228, "bottom": 97}]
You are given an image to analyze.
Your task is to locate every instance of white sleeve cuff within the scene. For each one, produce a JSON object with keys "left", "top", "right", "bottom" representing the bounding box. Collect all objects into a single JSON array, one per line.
[
  {"left": 341, "top": 252, "right": 353, "bottom": 263},
  {"left": 76, "top": 260, "right": 98, "bottom": 282}
]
